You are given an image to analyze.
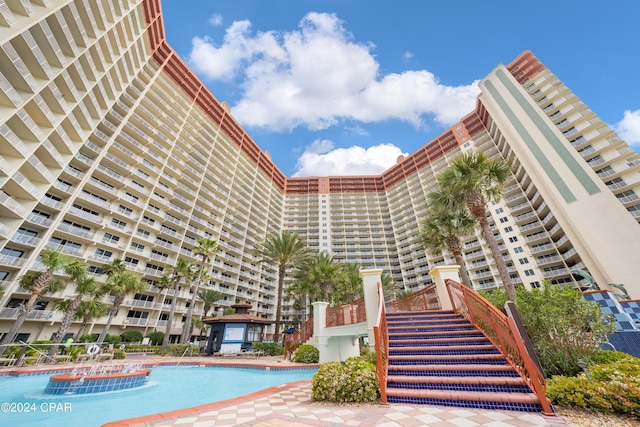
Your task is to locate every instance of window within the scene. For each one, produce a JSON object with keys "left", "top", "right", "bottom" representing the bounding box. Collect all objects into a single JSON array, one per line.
[
  {"left": 103, "top": 233, "right": 120, "bottom": 244},
  {"left": 246, "top": 325, "right": 261, "bottom": 342},
  {"left": 117, "top": 205, "right": 133, "bottom": 215},
  {"left": 504, "top": 226, "right": 513, "bottom": 233},
  {"left": 519, "top": 258, "right": 529, "bottom": 265},
  {"left": 130, "top": 242, "right": 145, "bottom": 252},
  {"left": 524, "top": 269, "right": 535, "bottom": 276},
  {"left": 495, "top": 208, "right": 504, "bottom": 214},
  {"left": 1, "top": 248, "right": 24, "bottom": 258},
  {"left": 508, "top": 236, "right": 518, "bottom": 243},
  {"left": 137, "top": 228, "right": 150, "bottom": 237},
  {"left": 514, "top": 246, "right": 524, "bottom": 254},
  {"left": 124, "top": 256, "right": 139, "bottom": 265},
  {"left": 499, "top": 217, "right": 509, "bottom": 223},
  {"left": 126, "top": 310, "right": 148, "bottom": 319},
  {"left": 94, "top": 248, "right": 113, "bottom": 258},
  {"left": 111, "top": 218, "right": 127, "bottom": 229}
]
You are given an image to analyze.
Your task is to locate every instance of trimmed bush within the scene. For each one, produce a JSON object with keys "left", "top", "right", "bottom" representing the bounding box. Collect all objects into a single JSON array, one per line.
[
  {"left": 293, "top": 344, "right": 319, "bottom": 364},
  {"left": 147, "top": 332, "right": 164, "bottom": 345},
  {"left": 312, "top": 356, "right": 379, "bottom": 403},
  {"left": 120, "top": 330, "right": 143, "bottom": 343},
  {"left": 547, "top": 356, "right": 640, "bottom": 416},
  {"left": 113, "top": 349, "right": 127, "bottom": 360},
  {"left": 251, "top": 342, "right": 283, "bottom": 356},
  {"left": 587, "top": 350, "right": 631, "bottom": 365}
]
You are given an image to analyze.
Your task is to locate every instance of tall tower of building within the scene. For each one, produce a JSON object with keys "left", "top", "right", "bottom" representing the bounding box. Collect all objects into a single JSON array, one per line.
[{"left": 1, "top": 2, "right": 639, "bottom": 343}]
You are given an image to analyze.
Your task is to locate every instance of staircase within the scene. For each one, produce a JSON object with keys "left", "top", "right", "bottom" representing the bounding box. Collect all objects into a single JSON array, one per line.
[{"left": 385, "top": 310, "right": 545, "bottom": 412}]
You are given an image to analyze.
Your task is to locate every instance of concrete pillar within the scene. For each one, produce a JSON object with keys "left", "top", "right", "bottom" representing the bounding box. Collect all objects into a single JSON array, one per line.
[
  {"left": 361, "top": 268, "right": 383, "bottom": 350},
  {"left": 429, "top": 265, "right": 461, "bottom": 311}
]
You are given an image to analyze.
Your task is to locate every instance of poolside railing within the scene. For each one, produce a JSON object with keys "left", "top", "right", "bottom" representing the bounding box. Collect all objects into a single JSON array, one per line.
[
  {"left": 325, "top": 297, "right": 366, "bottom": 327},
  {"left": 445, "top": 278, "right": 554, "bottom": 415},
  {"left": 373, "top": 282, "right": 389, "bottom": 404},
  {"left": 385, "top": 283, "right": 441, "bottom": 312}
]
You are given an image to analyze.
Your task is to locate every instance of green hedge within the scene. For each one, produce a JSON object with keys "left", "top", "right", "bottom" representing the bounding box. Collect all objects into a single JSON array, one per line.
[
  {"left": 250, "top": 342, "right": 283, "bottom": 356},
  {"left": 547, "top": 356, "right": 640, "bottom": 416}
]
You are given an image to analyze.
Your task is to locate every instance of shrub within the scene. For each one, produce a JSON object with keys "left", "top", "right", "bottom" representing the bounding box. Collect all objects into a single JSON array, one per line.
[
  {"left": 147, "top": 332, "right": 164, "bottom": 345},
  {"left": 251, "top": 342, "right": 283, "bottom": 356},
  {"left": 113, "top": 349, "right": 127, "bottom": 360},
  {"left": 481, "top": 282, "right": 615, "bottom": 376},
  {"left": 587, "top": 350, "right": 630, "bottom": 365},
  {"left": 154, "top": 344, "right": 199, "bottom": 357},
  {"left": 120, "top": 330, "right": 143, "bottom": 343},
  {"left": 293, "top": 344, "right": 319, "bottom": 364},
  {"left": 312, "top": 356, "right": 379, "bottom": 403},
  {"left": 547, "top": 357, "right": 640, "bottom": 416}
]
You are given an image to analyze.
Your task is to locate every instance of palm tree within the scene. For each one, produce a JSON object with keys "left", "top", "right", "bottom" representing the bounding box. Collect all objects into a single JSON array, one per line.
[
  {"left": 181, "top": 238, "right": 218, "bottom": 344},
  {"left": 159, "top": 258, "right": 194, "bottom": 351},
  {"left": 305, "top": 252, "right": 342, "bottom": 302},
  {"left": 419, "top": 196, "right": 476, "bottom": 288},
  {"left": 380, "top": 272, "right": 397, "bottom": 302},
  {"left": 334, "top": 262, "right": 363, "bottom": 305},
  {"left": 253, "top": 231, "right": 311, "bottom": 343},
  {"left": 97, "top": 269, "right": 144, "bottom": 344},
  {"left": 47, "top": 273, "right": 98, "bottom": 361},
  {"left": 74, "top": 299, "right": 109, "bottom": 339},
  {"left": 197, "top": 288, "right": 223, "bottom": 318},
  {"left": 434, "top": 152, "right": 517, "bottom": 301},
  {"left": 0, "top": 249, "right": 72, "bottom": 354}
]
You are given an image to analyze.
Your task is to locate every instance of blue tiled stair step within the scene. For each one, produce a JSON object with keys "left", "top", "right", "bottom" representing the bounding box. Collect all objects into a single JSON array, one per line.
[
  {"left": 387, "top": 376, "right": 531, "bottom": 394},
  {"left": 389, "top": 354, "right": 508, "bottom": 366},
  {"left": 389, "top": 332, "right": 485, "bottom": 341},
  {"left": 387, "top": 364, "right": 520, "bottom": 378},
  {"left": 386, "top": 394, "right": 543, "bottom": 413},
  {"left": 388, "top": 344, "right": 501, "bottom": 356},
  {"left": 389, "top": 338, "right": 492, "bottom": 348}
]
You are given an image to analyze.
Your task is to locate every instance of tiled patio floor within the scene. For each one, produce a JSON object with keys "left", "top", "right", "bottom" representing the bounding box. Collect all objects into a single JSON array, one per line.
[{"left": 115, "top": 381, "right": 575, "bottom": 427}]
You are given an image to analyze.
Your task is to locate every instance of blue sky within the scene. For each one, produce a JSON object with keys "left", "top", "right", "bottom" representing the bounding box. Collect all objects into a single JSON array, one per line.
[{"left": 161, "top": 1, "right": 640, "bottom": 178}]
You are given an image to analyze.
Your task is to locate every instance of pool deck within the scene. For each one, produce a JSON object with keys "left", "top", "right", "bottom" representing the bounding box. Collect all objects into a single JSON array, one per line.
[{"left": 1, "top": 355, "right": 577, "bottom": 427}]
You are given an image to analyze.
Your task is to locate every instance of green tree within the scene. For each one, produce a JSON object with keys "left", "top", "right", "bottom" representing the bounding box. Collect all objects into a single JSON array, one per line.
[
  {"left": 334, "top": 262, "right": 363, "bottom": 305},
  {"left": 197, "top": 288, "right": 223, "bottom": 318},
  {"left": 159, "top": 258, "right": 195, "bottom": 350},
  {"left": 305, "top": 252, "right": 342, "bottom": 302},
  {"left": 380, "top": 272, "right": 397, "bottom": 302},
  {"left": 482, "top": 282, "right": 616, "bottom": 376},
  {"left": 419, "top": 196, "right": 476, "bottom": 288},
  {"left": 253, "top": 231, "right": 311, "bottom": 342},
  {"left": 97, "top": 267, "right": 144, "bottom": 344},
  {"left": 434, "top": 152, "right": 516, "bottom": 301},
  {"left": 47, "top": 272, "right": 99, "bottom": 361},
  {"left": 74, "top": 299, "right": 109, "bottom": 339},
  {"left": 0, "top": 249, "right": 71, "bottom": 354},
  {"left": 181, "top": 239, "right": 218, "bottom": 343}
]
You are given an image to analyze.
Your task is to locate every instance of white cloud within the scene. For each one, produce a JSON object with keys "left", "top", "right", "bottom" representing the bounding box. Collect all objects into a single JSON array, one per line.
[
  {"left": 293, "top": 140, "right": 406, "bottom": 177},
  {"left": 403, "top": 51, "right": 414, "bottom": 61},
  {"left": 208, "top": 14, "right": 223, "bottom": 27},
  {"left": 187, "top": 12, "right": 479, "bottom": 132},
  {"left": 613, "top": 109, "right": 640, "bottom": 146}
]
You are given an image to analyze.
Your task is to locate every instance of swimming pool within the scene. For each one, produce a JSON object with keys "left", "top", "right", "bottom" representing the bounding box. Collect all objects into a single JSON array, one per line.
[{"left": 0, "top": 365, "right": 316, "bottom": 427}]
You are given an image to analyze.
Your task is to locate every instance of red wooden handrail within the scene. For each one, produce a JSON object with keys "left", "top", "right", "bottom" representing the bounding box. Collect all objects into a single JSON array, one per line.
[
  {"left": 325, "top": 297, "right": 366, "bottom": 327},
  {"left": 385, "top": 283, "right": 441, "bottom": 312},
  {"left": 373, "top": 282, "right": 389, "bottom": 404},
  {"left": 445, "top": 278, "right": 554, "bottom": 415}
]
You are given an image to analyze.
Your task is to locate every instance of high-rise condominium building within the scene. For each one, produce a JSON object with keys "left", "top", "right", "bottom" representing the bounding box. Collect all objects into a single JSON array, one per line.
[{"left": 1, "top": 0, "right": 640, "bottom": 343}]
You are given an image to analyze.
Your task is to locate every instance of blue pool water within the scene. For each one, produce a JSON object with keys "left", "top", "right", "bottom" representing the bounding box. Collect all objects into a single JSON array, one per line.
[{"left": 0, "top": 365, "right": 316, "bottom": 427}]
